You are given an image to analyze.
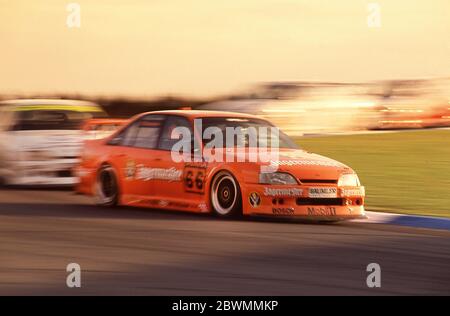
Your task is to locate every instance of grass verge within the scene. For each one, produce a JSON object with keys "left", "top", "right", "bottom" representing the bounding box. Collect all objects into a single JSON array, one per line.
[{"left": 295, "top": 129, "right": 450, "bottom": 218}]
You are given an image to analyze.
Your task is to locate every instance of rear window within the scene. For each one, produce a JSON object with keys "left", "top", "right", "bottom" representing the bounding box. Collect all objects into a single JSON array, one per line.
[{"left": 11, "top": 109, "right": 106, "bottom": 131}]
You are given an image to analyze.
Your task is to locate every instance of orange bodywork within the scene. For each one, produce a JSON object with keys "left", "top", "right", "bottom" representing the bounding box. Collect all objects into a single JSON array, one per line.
[
  {"left": 82, "top": 118, "right": 129, "bottom": 130},
  {"left": 75, "top": 110, "right": 366, "bottom": 221},
  {"left": 81, "top": 118, "right": 128, "bottom": 139}
]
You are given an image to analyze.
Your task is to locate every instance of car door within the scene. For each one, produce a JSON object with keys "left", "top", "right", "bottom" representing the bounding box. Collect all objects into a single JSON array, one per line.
[
  {"left": 151, "top": 115, "right": 205, "bottom": 209},
  {"left": 108, "top": 114, "right": 166, "bottom": 204}
]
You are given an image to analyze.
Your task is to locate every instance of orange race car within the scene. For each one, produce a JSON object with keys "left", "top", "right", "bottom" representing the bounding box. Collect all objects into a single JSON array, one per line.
[{"left": 75, "top": 110, "right": 366, "bottom": 221}]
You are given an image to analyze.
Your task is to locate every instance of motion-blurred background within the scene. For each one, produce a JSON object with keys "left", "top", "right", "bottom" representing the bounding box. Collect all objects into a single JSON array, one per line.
[{"left": 0, "top": 0, "right": 449, "bottom": 216}]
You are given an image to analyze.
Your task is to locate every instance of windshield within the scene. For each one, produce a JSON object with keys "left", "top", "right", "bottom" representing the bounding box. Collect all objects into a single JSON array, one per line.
[
  {"left": 10, "top": 109, "right": 107, "bottom": 131},
  {"left": 199, "top": 117, "right": 298, "bottom": 149}
]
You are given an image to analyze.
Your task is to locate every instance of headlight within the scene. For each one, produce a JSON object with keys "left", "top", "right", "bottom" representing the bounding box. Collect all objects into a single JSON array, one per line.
[
  {"left": 338, "top": 174, "right": 360, "bottom": 187},
  {"left": 259, "top": 172, "right": 298, "bottom": 185}
]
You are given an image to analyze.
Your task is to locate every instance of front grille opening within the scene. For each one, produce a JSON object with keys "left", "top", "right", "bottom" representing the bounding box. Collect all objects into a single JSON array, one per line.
[
  {"left": 296, "top": 198, "right": 343, "bottom": 206},
  {"left": 299, "top": 179, "right": 338, "bottom": 184}
]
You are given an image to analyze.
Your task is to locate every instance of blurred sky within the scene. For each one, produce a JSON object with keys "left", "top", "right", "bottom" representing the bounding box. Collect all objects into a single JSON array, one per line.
[{"left": 0, "top": 0, "right": 449, "bottom": 97}]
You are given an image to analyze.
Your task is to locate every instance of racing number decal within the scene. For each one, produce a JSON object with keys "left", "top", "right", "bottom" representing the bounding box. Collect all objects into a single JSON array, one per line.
[{"left": 184, "top": 166, "right": 206, "bottom": 193}]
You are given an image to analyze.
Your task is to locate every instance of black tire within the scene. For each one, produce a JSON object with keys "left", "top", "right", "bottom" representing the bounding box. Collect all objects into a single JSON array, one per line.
[
  {"left": 95, "top": 164, "right": 119, "bottom": 207},
  {"left": 210, "top": 171, "right": 242, "bottom": 217}
]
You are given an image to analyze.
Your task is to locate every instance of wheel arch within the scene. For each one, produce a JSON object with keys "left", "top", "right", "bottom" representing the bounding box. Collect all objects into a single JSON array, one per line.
[{"left": 95, "top": 160, "right": 123, "bottom": 205}]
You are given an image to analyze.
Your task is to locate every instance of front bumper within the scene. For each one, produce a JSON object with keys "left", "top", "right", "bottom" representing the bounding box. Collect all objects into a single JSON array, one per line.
[
  {"left": 243, "top": 184, "right": 366, "bottom": 220},
  {"left": 250, "top": 213, "right": 368, "bottom": 222}
]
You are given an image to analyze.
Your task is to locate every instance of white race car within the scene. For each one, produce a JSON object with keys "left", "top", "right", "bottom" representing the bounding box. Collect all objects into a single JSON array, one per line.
[{"left": 0, "top": 99, "right": 107, "bottom": 186}]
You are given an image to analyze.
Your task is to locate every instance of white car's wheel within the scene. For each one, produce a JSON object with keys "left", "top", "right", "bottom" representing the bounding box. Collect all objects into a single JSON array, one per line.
[
  {"left": 210, "top": 171, "right": 242, "bottom": 217},
  {"left": 95, "top": 165, "right": 119, "bottom": 207}
]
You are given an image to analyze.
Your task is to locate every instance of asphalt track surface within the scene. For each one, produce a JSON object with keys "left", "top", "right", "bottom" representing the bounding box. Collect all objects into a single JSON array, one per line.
[{"left": 0, "top": 189, "right": 449, "bottom": 295}]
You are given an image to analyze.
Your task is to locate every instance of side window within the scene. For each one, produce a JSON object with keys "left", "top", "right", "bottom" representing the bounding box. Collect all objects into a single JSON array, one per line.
[
  {"left": 133, "top": 115, "right": 165, "bottom": 149},
  {"left": 158, "top": 116, "right": 192, "bottom": 151},
  {"left": 122, "top": 122, "right": 140, "bottom": 146},
  {"left": 108, "top": 121, "right": 138, "bottom": 146},
  {"left": 108, "top": 115, "right": 165, "bottom": 148}
]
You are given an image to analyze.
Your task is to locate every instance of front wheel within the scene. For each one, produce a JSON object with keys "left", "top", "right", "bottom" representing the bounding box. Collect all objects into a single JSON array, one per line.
[
  {"left": 95, "top": 164, "right": 119, "bottom": 207},
  {"left": 210, "top": 171, "right": 242, "bottom": 217}
]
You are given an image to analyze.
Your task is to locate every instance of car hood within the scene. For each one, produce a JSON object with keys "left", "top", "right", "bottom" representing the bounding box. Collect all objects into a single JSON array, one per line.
[
  {"left": 210, "top": 147, "right": 354, "bottom": 181},
  {"left": 267, "top": 149, "right": 353, "bottom": 181}
]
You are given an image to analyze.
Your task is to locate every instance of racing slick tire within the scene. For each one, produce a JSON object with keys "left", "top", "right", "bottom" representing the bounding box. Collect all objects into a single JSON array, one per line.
[
  {"left": 95, "top": 164, "right": 119, "bottom": 207},
  {"left": 210, "top": 171, "right": 242, "bottom": 218}
]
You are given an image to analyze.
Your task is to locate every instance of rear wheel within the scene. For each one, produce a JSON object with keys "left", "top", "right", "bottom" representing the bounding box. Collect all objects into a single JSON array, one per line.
[
  {"left": 210, "top": 171, "right": 242, "bottom": 217},
  {"left": 95, "top": 164, "right": 119, "bottom": 207}
]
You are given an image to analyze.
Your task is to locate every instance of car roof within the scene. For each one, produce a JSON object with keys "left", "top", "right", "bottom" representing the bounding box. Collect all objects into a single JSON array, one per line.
[
  {"left": 85, "top": 118, "right": 128, "bottom": 125},
  {"left": 139, "top": 110, "right": 262, "bottom": 120}
]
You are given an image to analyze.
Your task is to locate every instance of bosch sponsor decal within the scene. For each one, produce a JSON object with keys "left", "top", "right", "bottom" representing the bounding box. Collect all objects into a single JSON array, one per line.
[
  {"left": 307, "top": 206, "right": 337, "bottom": 216},
  {"left": 136, "top": 166, "right": 182, "bottom": 182},
  {"left": 308, "top": 187, "right": 337, "bottom": 198},
  {"left": 249, "top": 192, "right": 261, "bottom": 208},
  {"left": 272, "top": 207, "right": 295, "bottom": 215},
  {"left": 264, "top": 187, "right": 302, "bottom": 197}
]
